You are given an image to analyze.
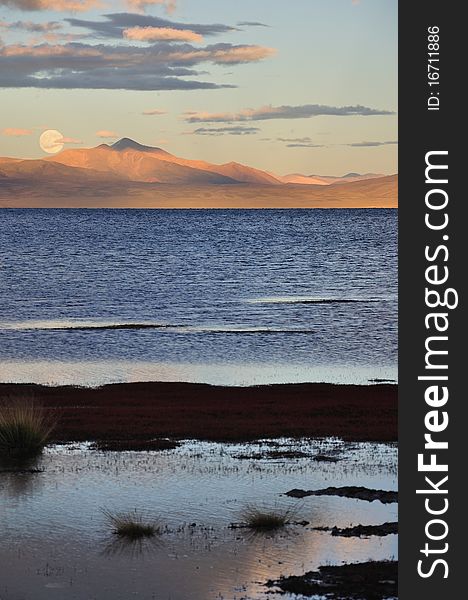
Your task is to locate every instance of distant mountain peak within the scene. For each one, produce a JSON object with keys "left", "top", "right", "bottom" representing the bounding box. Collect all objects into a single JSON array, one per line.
[
  {"left": 111, "top": 138, "right": 163, "bottom": 153},
  {"left": 2, "top": 135, "right": 388, "bottom": 191}
]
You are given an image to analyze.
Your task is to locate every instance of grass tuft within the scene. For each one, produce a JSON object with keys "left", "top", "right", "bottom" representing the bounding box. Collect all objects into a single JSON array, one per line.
[
  {"left": 102, "top": 509, "right": 160, "bottom": 539},
  {"left": 241, "top": 505, "right": 295, "bottom": 530},
  {"left": 0, "top": 398, "right": 54, "bottom": 457}
]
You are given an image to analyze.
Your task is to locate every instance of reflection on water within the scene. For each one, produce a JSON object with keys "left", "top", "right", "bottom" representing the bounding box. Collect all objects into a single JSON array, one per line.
[
  {"left": 0, "top": 359, "right": 397, "bottom": 387},
  {"left": 0, "top": 454, "right": 44, "bottom": 499},
  {"left": 0, "top": 438, "right": 397, "bottom": 600},
  {"left": 101, "top": 534, "right": 164, "bottom": 559}
]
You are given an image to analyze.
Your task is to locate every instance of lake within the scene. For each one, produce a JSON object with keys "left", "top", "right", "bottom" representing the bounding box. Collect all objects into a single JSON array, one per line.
[{"left": 0, "top": 209, "right": 397, "bottom": 386}]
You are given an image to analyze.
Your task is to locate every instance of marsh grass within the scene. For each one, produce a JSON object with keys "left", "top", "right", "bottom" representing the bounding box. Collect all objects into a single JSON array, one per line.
[
  {"left": 0, "top": 398, "right": 54, "bottom": 457},
  {"left": 240, "top": 504, "right": 297, "bottom": 531},
  {"left": 102, "top": 509, "right": 160, "bottom": 539}
]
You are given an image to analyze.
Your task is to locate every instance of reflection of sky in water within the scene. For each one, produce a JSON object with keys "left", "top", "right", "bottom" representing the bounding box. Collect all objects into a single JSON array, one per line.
[
  {"left": 0, "top": 359, "right": 397, "bottom": 387},
  {"left": 0, "top": 439, "right": 397, "bottom": 600}
]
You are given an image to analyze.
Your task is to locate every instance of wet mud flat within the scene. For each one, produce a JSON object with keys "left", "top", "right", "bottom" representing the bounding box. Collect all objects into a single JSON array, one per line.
[
  {"left": 0, "top": 437, "right": 397, "bottom": 600},
  {"left": 0, "top": 381, "right": 397, "bottom": 443}
]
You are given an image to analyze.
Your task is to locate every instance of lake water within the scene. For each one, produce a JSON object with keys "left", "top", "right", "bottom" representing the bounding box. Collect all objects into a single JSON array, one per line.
[
  {"left": 0, "top": 438, "right": 397, "bottom": 600},
  {"left": 0, "top": 209, "right": 397, "bottom": 386}
]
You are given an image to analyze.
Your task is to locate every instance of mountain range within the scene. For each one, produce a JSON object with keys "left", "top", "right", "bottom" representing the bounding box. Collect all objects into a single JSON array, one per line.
[{"left": 0, "top": 138, "right": 397, "bottom": 208}]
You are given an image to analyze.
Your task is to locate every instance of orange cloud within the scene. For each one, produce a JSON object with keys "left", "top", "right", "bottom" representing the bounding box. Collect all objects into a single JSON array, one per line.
[
  {"left": 96, "top": 130, "right": 119, "bottom": 138},
  {"left": 168, "top": 45, "right": 276, "bottom": 64},
  {"left": 124, "top": 26, "right": 202, "bottom": 43},
  {"left": 0, "top": 19, "right": 61, "bottom": 32},
  {"left": 2, "top": 127, "right": 33, "bottom": 136},
  {"left": 0, "top": 1, "right": 102, "bottom": 11},
  {"left": 3, "top": 43, "right": 101, "bottom": 57}
]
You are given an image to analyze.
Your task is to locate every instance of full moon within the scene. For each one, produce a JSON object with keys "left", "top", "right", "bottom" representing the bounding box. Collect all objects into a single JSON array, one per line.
[{"left": 39, "top": 129, "right": 64, "bottom": 154}]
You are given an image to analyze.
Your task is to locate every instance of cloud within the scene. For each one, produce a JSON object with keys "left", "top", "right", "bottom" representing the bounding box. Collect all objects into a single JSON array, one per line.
[
  {"left": 66, "top": 13, "right": 238, "bottom": 39},
  {"left": 0, "top": 1, "right": 101, "bottom": 11},
  {"left": 123, "top": 26, "right": 203, "bottom": 43},
  {"left": 126, "top": 0, "right": 176, "bottom": 15},
  {"left": 33, "top": 31, "right": 86, "bottom": 42},
  {"left": 0, "top": 20, "right": 62, "bottom": 32},
  {"left": 191, "top": 126, "right": 260, "bottom": 136},
  {"left": 2, "top": 127, "right": 33, "bottom": 135},
  {"left": 96, "top": 129, "right": 119, "bottom": 138},
  {"left": 277, "top": 136, "right": 314, "bottom": 143},
  {"left": 142, "top": 108, "right": 167, "bottom": 115},
  {"left": 259, "top": 136, "right": 324, "bottom": 148},
  {"left": 286, "top": 143, "right": 324, "bottom": 148},
  {"left": 0, "top": 9, "right": 274, "bottom": 91},
  {"left": 167, "top": 44, "right": 275, "bottom": 64},
  {"left": 0, "top": 19, "right": 83, "bottom": 42},
  {"left": 0, "top": 40, "right": 273, "bottom": 89},
  {"left": 237, "top": 21, "right": 269, "bottom": 27},
  {"left": 276, "top": 136, "right": 324, "bottom": 148},
  {"left": 347, "top": 140, "right": 398, "bottom": 147},
  {"left": 184, "top": 104, "right": 395, "bottom": 123},
  {"left": 271, "top": 136, "right": 398, "bottom": 148}
]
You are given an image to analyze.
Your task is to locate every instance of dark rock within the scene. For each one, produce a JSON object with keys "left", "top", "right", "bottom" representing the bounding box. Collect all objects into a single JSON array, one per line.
[
  {"left": 285, "top": 486, "right": 398, "bottom": 504},
  {"left": 266, "top": 560, "right": 398, "bottom": 599},
  {"left": 315, "top": 522, "right": 398, "bottom": 538}
]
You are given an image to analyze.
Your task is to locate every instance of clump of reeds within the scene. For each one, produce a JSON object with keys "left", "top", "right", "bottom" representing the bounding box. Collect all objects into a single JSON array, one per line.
[
  {"left": 240, "top": 504, "right": 295, "bottom": 530},
  {"left": 0, "top": 398, "right": 54, "bottom": 457},
  {"left": 102, "top": 509, "right": 160, "bottom": 539}
]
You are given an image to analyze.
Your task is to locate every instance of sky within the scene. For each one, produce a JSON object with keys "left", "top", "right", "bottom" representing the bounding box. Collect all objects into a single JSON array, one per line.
[{"left": 0, "top": 0, "right": 397, "bottom": 176}]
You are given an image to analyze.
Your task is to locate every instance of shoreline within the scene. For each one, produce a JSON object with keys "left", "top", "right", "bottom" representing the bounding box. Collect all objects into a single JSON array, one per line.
[
  {"left": 0, "top": 381, "right": 397, "bottom": 443},
  {"left": 0, "top": 177, "right": 397, "bottom": 209}
]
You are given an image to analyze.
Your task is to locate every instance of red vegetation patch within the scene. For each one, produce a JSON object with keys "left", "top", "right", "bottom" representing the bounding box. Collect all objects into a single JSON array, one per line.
[{"left": 0, "top": 382, "right": 397, "bottom": 443}]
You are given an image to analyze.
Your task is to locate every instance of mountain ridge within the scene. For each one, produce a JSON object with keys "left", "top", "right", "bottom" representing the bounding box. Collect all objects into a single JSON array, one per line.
[
  {"left": 0, "top": 138, "right": 397, "bottom": 208},
  {"left": 9, "top": 138, "right": 382, "bottom": 186}
]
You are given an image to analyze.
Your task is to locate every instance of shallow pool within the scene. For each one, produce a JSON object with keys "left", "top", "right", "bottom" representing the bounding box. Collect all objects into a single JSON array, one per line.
[{"left": 0, "top": 438, "right": 397, "bottom": 600}]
